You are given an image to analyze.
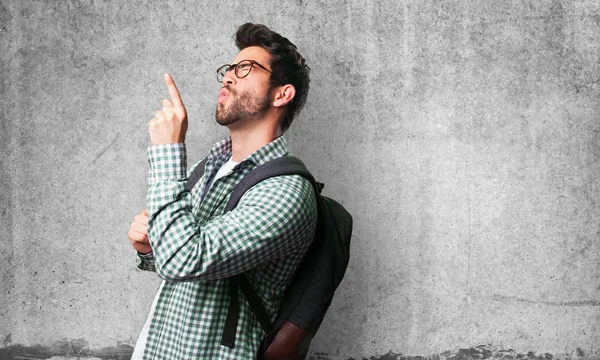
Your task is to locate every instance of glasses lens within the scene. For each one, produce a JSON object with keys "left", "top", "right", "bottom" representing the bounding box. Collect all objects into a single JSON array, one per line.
[
  {"left": 217, "top": 65, "right": 230, "bottom": 82},
  {"left": 235, "top": 60, "right": 253, "bottom": 78}
]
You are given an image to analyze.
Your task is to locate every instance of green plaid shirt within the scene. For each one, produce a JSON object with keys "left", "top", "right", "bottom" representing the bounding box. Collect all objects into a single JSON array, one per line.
[{"left": 136, "top": 135, "right": 317, "bottom": 359}]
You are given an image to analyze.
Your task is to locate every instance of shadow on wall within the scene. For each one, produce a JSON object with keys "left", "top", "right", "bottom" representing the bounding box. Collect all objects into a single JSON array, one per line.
[{"left": 0, "top": 338, "right": 132, "bottom": 360}]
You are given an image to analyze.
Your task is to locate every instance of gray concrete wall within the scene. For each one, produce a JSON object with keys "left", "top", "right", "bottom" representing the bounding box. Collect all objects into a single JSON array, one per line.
[{"left": 1, "top": 0, "right": 599, "bottom": 359}]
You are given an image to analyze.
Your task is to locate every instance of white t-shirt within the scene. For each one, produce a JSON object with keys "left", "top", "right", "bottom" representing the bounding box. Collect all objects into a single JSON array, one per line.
[
  {"left": 210, "top": 156, "right": 240, "bottom": 187},
  {"left": 131, "top": 156, "right": 239, "bottom": 359}
]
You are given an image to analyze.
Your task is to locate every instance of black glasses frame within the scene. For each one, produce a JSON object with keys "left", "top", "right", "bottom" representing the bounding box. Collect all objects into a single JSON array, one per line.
[{"left": 216, "top": 59, "right": 283, "bottom": 84}]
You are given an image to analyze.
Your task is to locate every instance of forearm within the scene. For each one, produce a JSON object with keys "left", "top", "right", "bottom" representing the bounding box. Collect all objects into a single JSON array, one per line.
[{"left": 147, "top": 186, "right": 316, "bottom": 282}]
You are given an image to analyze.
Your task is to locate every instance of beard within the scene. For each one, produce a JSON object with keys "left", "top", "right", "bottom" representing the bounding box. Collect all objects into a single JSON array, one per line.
[{"left": 215, "top": 86, "right": 271, "bottom": 126}]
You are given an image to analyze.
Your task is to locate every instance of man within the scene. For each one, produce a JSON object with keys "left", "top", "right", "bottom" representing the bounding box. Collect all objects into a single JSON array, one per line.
[{"left": 127, "top": 23, "right": 317, "bottom": 359}]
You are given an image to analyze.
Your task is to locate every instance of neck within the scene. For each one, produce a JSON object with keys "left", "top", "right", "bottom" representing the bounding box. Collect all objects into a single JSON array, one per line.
[{"left": 228, "top": 114, "right": 283, "bottom": 162}]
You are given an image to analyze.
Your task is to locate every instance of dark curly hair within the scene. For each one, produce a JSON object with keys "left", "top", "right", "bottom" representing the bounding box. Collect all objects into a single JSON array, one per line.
[{"left": 235, "top": 23, "right": 310, "bottom": 132}]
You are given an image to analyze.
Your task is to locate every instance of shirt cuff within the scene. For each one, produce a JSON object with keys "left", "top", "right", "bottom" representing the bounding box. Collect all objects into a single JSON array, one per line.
[
  {"left": 147, "top": 143, "right": 187, "bottom": 183},
  {"left": 136, "top": 251, "right": 156, "bottom": 272}
]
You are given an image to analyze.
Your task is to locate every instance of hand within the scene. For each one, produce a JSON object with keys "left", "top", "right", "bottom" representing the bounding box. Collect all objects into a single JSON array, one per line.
[
  {"left": 128, "top": 209, "right": 152, "bottom": 254},
  {"left": 149, "top": 73, "right": 188, "bottom": 145}
]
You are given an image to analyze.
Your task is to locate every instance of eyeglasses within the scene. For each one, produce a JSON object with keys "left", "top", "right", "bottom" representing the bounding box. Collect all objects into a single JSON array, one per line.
[{"left": 216, "top": 59, "right": 281, "bottom": 83}]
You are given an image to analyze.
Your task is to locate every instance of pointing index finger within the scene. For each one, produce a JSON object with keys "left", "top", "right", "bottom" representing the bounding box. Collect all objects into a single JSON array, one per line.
[{"left": 164, "top": 73, "right": 184, "bottom": 109}]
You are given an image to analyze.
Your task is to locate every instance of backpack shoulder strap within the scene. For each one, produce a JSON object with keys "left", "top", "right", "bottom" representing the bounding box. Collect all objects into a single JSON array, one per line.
[
  {"left": 221, "top": 155, "right": 320, "bottom": 348},
  {"left": 185, "top": 158, "right": 208, "bottom": 191},
  {"left": 224, "top": 155, "right": 317, "bottom": 212}
]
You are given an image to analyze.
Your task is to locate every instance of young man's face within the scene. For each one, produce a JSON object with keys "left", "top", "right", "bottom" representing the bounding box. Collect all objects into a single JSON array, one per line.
[{"left": 215, "top": 46, "right": 274, "bottom": 126}]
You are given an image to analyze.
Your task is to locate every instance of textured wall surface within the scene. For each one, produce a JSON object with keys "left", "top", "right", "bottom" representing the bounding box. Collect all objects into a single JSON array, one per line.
[{"left": 1, "top": 0, "right": 599, "bottom": 359}]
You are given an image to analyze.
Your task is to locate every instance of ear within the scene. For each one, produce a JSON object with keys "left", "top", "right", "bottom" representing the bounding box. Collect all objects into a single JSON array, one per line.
[{"left": 272, "top": 84, "right": 296, "bottom": 108}]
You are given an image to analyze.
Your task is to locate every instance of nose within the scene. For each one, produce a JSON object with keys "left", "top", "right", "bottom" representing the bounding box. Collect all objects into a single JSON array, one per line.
[{"left": 221, "top": 68, "right": 237, "bottom": 86}]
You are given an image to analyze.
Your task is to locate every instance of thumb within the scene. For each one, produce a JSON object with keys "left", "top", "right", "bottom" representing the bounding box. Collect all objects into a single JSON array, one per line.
[{"left": 142, "top": 209, "right": 148, "bottom": 216}]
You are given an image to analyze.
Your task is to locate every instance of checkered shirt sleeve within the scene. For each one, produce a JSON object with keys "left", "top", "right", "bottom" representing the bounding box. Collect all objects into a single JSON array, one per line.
[{"left": 135, "top": 147, "right": 202, "bottom": 273}]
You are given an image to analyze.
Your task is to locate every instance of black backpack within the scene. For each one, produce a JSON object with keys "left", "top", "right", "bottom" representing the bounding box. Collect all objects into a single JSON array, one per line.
[{"left": 186, "top": 155, "right": 353, "bottom": 360}]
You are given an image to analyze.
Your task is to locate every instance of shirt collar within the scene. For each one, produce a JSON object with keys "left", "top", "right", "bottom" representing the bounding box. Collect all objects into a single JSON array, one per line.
[{"left": 206, "top": 135, "right": 289, "bottom": 167}]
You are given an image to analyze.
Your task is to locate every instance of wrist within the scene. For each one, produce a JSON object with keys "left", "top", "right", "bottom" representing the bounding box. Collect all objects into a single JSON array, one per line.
[{"left": 147, "top": 143, "right": 187, "bottom": 182}]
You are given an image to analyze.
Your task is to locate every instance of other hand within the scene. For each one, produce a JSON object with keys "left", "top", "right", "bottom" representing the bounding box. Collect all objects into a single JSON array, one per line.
[
  {"left": 149, "top": 73, "right": 188, "bottom": 145},
  {"left": 128, "top": 209, "right": 152, "bottom": 254}
]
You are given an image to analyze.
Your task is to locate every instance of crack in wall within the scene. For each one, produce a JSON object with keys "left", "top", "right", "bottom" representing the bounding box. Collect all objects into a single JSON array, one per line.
[{"left": 492, "top": 294, "right": 600, "bottom": 307}]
